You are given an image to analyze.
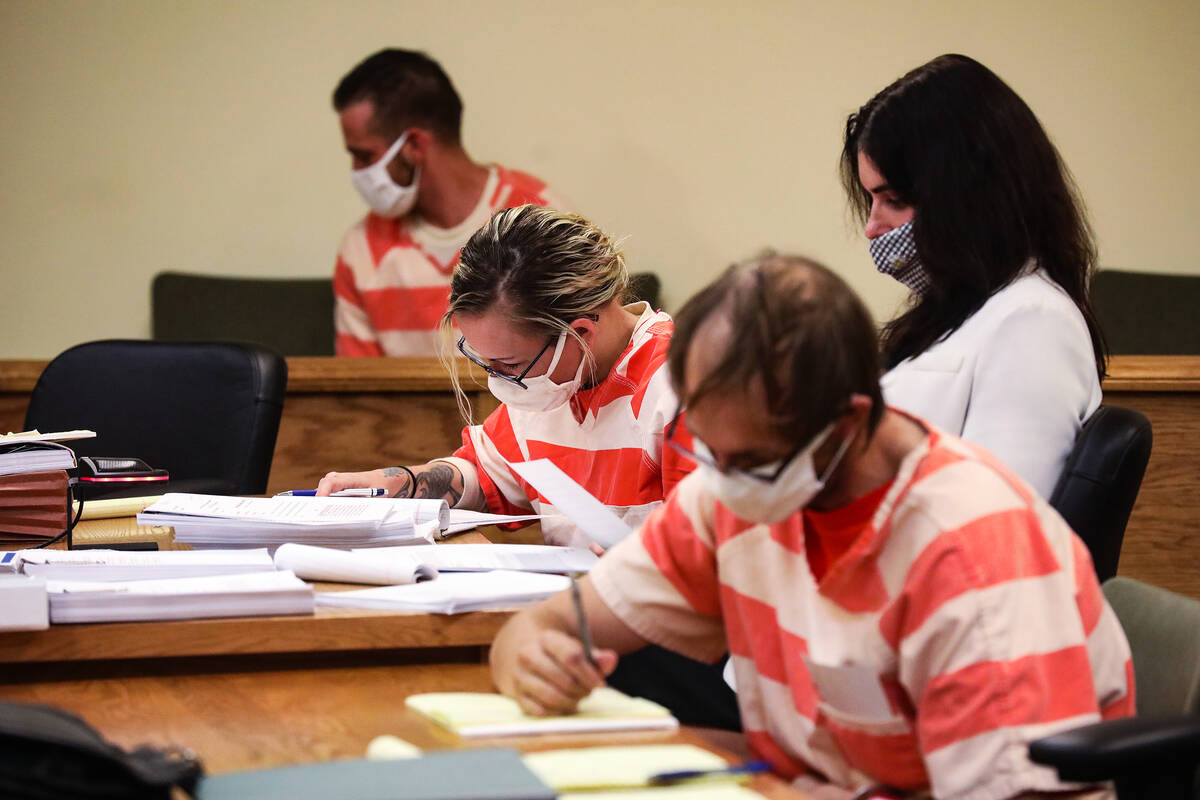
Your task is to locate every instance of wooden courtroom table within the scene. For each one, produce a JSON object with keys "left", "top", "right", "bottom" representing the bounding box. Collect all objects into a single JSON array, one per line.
[
  {"left": 0, "top": 658, "right": 812, "bottom": 797},
  {"left": 1, "top": 355, "right": 1198, "bottom": 599}
]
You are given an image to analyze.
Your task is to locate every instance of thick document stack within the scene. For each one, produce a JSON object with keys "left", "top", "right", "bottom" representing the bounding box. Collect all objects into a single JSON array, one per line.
[
  {"left": 0, "top": 436, "right": 84, "bottom": 546},
  {"left": 46, "top": 570, "right": 314, "bottom": 623},
  {"left": 138, "top": 494, "right": 449, "bottom": 550}
]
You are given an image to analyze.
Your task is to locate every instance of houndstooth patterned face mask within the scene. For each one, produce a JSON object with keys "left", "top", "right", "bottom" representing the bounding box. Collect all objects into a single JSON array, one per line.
[{"left": 868, "top": 220, "right": 931, "bottom": 294}]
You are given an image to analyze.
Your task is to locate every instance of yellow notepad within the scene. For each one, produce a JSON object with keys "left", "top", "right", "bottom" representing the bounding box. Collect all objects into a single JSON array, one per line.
[
  {"left": 405, "top": 687, "right": 678, "bottom": 738},
  {"left": 523, "top": 744, "right": 728, "bottom": 791}
]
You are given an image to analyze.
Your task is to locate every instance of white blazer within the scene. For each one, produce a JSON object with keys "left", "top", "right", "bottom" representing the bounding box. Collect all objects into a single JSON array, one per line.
[{"left": 881, "top": 269, "right": 1102, "bottom": 499}]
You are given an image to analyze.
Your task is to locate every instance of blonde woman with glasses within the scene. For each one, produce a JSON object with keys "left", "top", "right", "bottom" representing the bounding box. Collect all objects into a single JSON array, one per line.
[{"left": 318, "top": 204, "right": 690, "bottom": 550}]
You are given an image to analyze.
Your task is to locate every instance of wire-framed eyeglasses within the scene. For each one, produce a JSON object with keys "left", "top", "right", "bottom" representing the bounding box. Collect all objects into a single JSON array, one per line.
[
  {"left": 665, "top": 409, "right": 807, "bottom": 484},
  {"left": 456, "top": 335, "right": 556, "bottom": 390}
]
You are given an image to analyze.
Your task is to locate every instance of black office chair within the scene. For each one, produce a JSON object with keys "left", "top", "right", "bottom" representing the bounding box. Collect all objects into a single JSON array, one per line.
[
  {"left": 152, "top": 272, "right": 335, "bottom": 357},
  {"left": 1048, "top": 405, "right": 1152, "bottom": 582},
  {"left": 1030, "top": 577, "right": 1200, "bottom": 799},
  {"left": 25, "top": 340, "right": 287, "bottom": 498},
  {"left": 1092, "top": 269, "right": 1200, "bottom": 355}
]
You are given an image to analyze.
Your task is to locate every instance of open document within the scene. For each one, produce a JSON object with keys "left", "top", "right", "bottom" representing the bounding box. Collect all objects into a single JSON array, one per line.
[
  {"left": 139, "top": 494, "right": 546, "bottom": 549},
  {"left": 316, "top": 570, "right": 570, "bottom": 614},
  {"left": 139, "top": 493, "right": 447, "bottom": 549},
  {"left": 353, "top": 544, "right": 598, "bottom": 575}
]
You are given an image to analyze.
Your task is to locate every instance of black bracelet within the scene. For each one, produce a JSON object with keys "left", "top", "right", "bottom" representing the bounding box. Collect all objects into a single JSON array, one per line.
[{"left": 397, "top": 465, "right": 418, "bottom": 497}]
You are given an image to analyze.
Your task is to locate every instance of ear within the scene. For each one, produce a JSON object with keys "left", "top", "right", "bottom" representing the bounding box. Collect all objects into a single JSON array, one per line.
[
  {"left": 570, "top": 316, "right": 600, "bottom": 348},
  {"left": 837, "top": 394, "right": 874, "bottom": 436},
  {"left": 404, "top": 128, "right": 435, "bottom": 164}
]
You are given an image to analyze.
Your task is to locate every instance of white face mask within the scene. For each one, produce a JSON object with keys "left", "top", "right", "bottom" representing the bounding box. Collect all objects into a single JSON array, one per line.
[
  {"left": 869, "top": 220, "right": 931, "bottom": 294},
  {"left": 350, "top": 132, "right": 420, "bottom": 218},
  {"left": 695, "top": 423, "right": 853, "bottom": 524},
  {"left": 487, "top": 333, "right": 588, "bottom": 413}
]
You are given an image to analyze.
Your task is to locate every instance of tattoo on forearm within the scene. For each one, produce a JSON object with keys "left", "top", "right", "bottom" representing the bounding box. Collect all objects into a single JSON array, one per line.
[
  {"left": 414, "top": 463, "right": 463, "bottom": 506},
  {"left": 382, "top": 466, "right": 414, "bottom": 498}
]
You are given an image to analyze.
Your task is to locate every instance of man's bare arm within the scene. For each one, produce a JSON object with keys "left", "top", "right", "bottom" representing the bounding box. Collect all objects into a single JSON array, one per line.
[{"left": 490, "top": 575, "right": 649, "bottom": 716}]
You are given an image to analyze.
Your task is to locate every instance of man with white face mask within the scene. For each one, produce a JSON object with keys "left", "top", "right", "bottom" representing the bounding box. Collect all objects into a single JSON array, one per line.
[
  {"left": 490, "top": 255, "right": 1134, "bottom": 800},
  {"left": 331, "top": 49, "right": 570, "bottom": 356}
]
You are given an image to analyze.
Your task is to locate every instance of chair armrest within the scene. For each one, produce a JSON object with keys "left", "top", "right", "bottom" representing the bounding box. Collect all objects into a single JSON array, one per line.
[{"left": 1029, "top": 714, "right": 1200, "bottom": 782}]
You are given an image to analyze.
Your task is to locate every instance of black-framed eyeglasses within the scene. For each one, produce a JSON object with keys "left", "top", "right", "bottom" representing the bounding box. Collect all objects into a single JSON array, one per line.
[
  {"left": 457, "top": 335, "right": 557, "bottom": 390},
  {"left": 665, "top": 408, "right": 807, "bottom": 484}
]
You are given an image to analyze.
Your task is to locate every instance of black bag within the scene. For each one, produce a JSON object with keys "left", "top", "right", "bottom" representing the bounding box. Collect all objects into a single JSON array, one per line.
[{"left": 0, "top": 700, "right": 203, "bottom": 799}]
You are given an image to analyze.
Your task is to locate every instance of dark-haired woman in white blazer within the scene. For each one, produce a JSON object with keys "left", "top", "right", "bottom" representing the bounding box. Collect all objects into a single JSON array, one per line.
[{"left": 842, "top": 54, "right": 1105, "bottom": 499}]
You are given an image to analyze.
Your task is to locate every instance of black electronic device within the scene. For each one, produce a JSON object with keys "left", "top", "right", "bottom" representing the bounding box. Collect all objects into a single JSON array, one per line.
[{"left": 76, "top": 456, "right": 169, "bottom": 485}]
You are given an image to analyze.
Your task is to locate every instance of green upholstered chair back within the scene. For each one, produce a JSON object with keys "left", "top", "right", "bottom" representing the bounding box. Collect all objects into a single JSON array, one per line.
[
  {"left": 152, "top": 272, "right": 334, "bottom": 357},
  {"left": 1092, "top": 270, "right": 1200, "bottom": 355},
  {"left": 1103, "top": 577, "right": 1200, "bottom": 717}
]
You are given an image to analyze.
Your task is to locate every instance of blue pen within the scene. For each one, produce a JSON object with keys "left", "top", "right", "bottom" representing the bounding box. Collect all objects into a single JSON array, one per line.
[
  {"left": 648, "top": 759, "right": 772, "bottom": 786},
  {"left": 274, "top": 488, "right": 387, "bottom": 497}
]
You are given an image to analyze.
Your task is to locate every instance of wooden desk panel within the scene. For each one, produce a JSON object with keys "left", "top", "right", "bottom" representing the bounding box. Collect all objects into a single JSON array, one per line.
[
  {"left": 0, "top": 606, "right": 507, "bottom": 665},
  {"left": 0, "top": 658, "right": 811, "bottom": 797}
]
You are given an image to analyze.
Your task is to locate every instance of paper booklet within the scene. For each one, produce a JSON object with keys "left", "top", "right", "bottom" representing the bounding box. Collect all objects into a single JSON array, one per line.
[
  {"left": 274, "top": 543, "right": 437, "bottom": 586},
  {"left": 273, "top": 543, "right": 596, "bottom": 587},
  {"left": 17, "top": 548, "right": 275, "bottom": 582},
  {"left": 405, "top": 687, "right": 678, "bottom": 738},
  {"left": 315, "top": 570, "right": 570, "bottom": 614},
  {"left": 351, "top": 543, "right": 599, "bottom": 575},
  {"left": 46, "top": 570, "right": 314, "bottom": 624}
]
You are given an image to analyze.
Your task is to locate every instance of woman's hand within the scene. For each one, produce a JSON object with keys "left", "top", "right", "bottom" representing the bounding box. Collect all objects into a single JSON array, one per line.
[
  {"left": 315, "top": 468, "right": 411, "bottom": 497},
  {"left": 504, "top": 628, "right": 618, "bottom": 716}
]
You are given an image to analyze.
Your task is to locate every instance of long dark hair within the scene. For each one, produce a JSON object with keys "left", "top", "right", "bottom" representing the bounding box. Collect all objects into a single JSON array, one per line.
[{"left": 840, "top": 54, "right": 1107, "bottom": 378}]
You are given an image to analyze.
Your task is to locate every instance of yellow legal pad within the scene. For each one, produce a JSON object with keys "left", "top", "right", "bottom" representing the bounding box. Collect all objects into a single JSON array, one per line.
[
  {"left": 524, "top": 743, "right": 740, "bottom": 792},
  {"left": 405, "top": 688, "right": 678, "bottom": 738}
]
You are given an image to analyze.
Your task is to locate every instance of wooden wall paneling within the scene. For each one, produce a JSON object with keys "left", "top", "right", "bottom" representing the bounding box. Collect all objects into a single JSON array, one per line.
[{"left": 1104, "top": 390, "right": 1200, "bottom": 599}]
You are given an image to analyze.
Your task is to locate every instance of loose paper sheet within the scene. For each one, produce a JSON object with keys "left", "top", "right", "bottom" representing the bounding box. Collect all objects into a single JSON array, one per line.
[{"left": 508, "top": 459, "right": 632, "bottom": 548}]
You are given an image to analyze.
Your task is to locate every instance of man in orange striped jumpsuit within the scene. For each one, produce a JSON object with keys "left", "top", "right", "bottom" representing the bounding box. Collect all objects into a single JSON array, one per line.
[
  {"left": 491, "top": 254, "right": 1133, "bottom": 800},
  {"left": 331, "top": 49, "right": 570, "bottom": 356}
]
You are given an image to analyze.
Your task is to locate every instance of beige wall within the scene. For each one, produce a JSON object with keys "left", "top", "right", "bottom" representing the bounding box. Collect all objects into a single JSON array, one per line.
[{"left": 1, "top": 0, "right": 1196, "bottom": 358}]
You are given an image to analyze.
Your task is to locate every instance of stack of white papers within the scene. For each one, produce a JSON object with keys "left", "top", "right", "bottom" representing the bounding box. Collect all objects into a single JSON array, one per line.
[
  {"left": 46, "top": 570, "right": 314, "bottom": 623},
  {"left": 17, "top": 548, "right": 275, "bottom": 582},
  {"left": 0, "top": 441, "right": 77, "bottom": 477},
  {"left": 138, "top": 494, "right": 448, "bottom": 550},
  {"left": 316, "top": 570, "right": 570, "bottom": 614},
  {"left": 353, "top": 544, "right": 598, "bottom": 575}
]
